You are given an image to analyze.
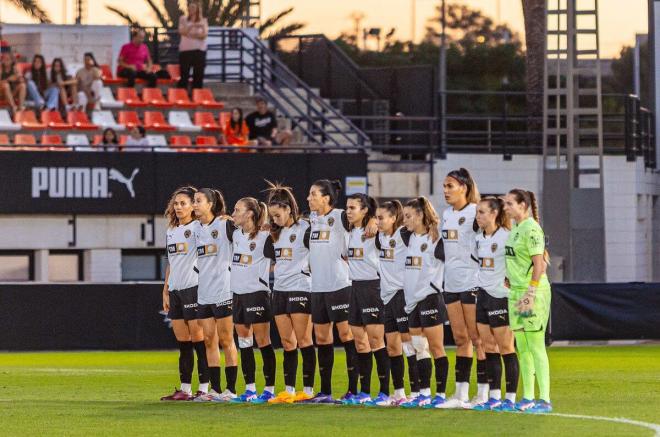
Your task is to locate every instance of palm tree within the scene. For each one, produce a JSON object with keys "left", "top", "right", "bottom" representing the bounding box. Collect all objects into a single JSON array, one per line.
[
  {"left": 106, "top": 0, "right": 304, "bottom": 39},
  {"left": 2, "top": 0, "right": 51, "bottom": 23},
  {"left": 521, "top": 0, "right": 545, "bottom": 127}
]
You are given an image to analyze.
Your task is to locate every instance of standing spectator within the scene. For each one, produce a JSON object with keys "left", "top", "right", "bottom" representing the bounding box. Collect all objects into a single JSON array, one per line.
[
  {"left": 222, "top": 108, "right": 255, "bottom": 152},
  {"left": 0, "top": 53, "right": 26, "bottom": 114},
  {"left": 101, "top": 127, "right": 120, "bottom": 152},
  {"left": 117, "top": 29, "right": 158, "bottom": 88},
  {"left": 51, "top": 58, "right": 79, "bottom": 111},
  {"left": 125, "top": 125, "right": 149, "bottom": 151},
  {"left": 76, "top": 52, "right": 103, "bottom": 111},
  {"left": 245, "top": 97, "right": 292, "bottom": 146},
  {"left": 177, "top": 1, "right": 208, "bottom": 90},
  {"left": 25, "top": 54, "right": 59, "bottom": 111}
]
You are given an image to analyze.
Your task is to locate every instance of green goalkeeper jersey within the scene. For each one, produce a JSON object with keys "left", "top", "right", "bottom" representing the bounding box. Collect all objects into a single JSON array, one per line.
[{"left": 504, "top": 217, "right": 550, "bottom": 290}]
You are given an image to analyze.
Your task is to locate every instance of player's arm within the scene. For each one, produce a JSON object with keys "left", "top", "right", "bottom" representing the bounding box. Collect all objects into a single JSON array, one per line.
[{"left": 162, "top": 264, "right": 170, "bottom": 312}]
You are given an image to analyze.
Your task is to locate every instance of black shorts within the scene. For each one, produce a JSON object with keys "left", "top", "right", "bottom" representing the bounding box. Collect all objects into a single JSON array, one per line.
[
  {"left": 408, "top": 292, "right": 448, "bottom": 329},
  {"left": 168, "top": 286, "right": 198, "bottom": 321},
  {"left": 383, "top": 289, "right": 409, "bottom": 334},
  {"left": 444, "top": 288, "right": 479, "bottom": 305},
  {"left": 197, "top": 299, "right": 233, "bottom": 320},
  {"left": 475, "top": 288, "right": 509, "bottom": 328},
  {"left": 232, "top": 291, "right": 272, "bottom": 325},
  {"left": 348, "top": 280, "right": 383, "bottom": 326},
  {"left": 311, "top": 286, "right": 351, "bottom": 324},
  {"left": 272, "top": 290, "right": 312, "bottom": 316}
]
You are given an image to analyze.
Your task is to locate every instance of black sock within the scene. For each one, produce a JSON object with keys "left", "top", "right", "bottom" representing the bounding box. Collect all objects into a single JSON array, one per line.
[
  {"left": 357, "top": 351, "right": 373, "bottom": 394},
  {"left": 434, "top": 356, "right": 449, "bottom": 394},
  {"left": 193, "top": 341, "right": 209, "bottom": 385},
  {"left": 239, "top": 346, "right": 256, "bottom": 385},
  {"left": 477, "top": 358, "right": 488, "bottom": 385},
  {"left": 209, "top": 366, "right": 221, "bottom": 393},
  {"left": 390, "top": 354, "right": 405, "bottom": 390},
  {"left": 417, "top": 358, "right": 432, "bottom": 391},
  {"left": 455, "top": 356, "right": 473, "bottom": 384},
  {"left": 300, "top": 345, "right": 316, "bottom": 388},
  {"left": 260, "top": 345, "right": 276, "bottom": 387},
  {"left": 374, "top": 348, "right": 391, "bottom": 395},
  {"left": 283, "top": 349, "right": 298, "bottom": 388},
  {"left": 502, "top": 352, "right": 519, "bottom": 394},
  {"left": 178, "top": 341, "right": 194, "bottom": 385},
  {"left": 317, "top": 344, "right": 334, "bottom": 395},
  {"left": 486, "top": 353, "right": 502, "bottom": 392},
  {"left": 225, "top": 365, "right": 238, "bottom": 394},
  {"left": 406, "top": 354, "right": 420, "bottom": 393},
  {"left": 343, "top": 341, "right": 359, "bottom": 394}
]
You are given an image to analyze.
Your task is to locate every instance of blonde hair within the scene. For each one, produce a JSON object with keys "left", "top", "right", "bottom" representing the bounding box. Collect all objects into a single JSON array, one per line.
[
  {"left": 405, "top": 196, "right": 440, "bottom": 242},
  {"left": 238, "top": 197, "right": 268, "bottom": 239},
  {"left": 165, "top": 186, "right": 197, "bottom": 228}
]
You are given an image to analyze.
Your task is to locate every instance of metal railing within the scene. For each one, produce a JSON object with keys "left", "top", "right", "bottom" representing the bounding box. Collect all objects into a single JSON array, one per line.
[{"left": 625, "top": 94, "right": 656, "bottom": 168}]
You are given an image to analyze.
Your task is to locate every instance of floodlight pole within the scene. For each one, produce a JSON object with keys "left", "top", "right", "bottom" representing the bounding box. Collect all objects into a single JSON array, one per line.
[{"left": 438, "top": 0, "right": 447, "bottom": 157}]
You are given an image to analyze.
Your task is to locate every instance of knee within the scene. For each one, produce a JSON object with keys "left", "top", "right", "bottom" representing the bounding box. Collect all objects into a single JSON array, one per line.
[
  {"left": 453, "top": 331, "right": 471, "bottom": 348},
  {"left": 386, "top": 342, "right": 401, "bottom": 357},
  {"left": 429, "top": 343, "right": 446, "bottom": 358},
  {"left": 219, "top": 335, "right": 235, "bottom": 350},
  {"left": 203, "top": 335, "right": 215, "bottom": 349},
  {"left": 368, "top": 335, "right": 384, "bottom": 351},
  {"left": 280, "top": 337, "right": 297, "bottom": 351}
]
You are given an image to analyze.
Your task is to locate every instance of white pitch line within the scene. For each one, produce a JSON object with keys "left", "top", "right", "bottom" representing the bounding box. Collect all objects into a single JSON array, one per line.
[{"left": 547, "top": 413, "right": 660, "bottom": 436}]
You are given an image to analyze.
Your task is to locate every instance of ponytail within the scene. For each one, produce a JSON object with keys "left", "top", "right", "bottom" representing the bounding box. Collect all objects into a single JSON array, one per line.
[
  {"left": 479, "top": 196, "right": 511, "bottom": 230},
  {"left": 198, "top": 187, "right": 228, "bottom": 218},
  {"left": 447, "top": 167, "right": 480, "bottom": 204},
  {"left": 238, "top": 197, "right": 268, "bottom": 239},
  {"left": 528, "top": 191, "right": 540, "bottom": 224},
  {"left": 347, "top": 193, "right": 378, "bottom": 229},
  {"left": 379, "top": 200, "right": 403, "bottom": 233},
  {"left": 508, "top": 188, "right": 549, "bottom": 263},
  {"left": 405, "top": 196, "right": 440, "bottom": 242},
  {"left": 264, "top": 180, "right": 300, "bottom": 242}
]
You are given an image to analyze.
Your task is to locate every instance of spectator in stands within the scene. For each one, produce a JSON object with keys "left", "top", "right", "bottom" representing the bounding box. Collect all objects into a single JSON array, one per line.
[
  {"left": 125, "top": 125, "right": 149, "bottom": 150},
  {"left": 0, "top": 53, "right": 26, "bottom": 114},
  {"left": 117, "top": 29, "right": 158, "bottom": 88},
  {"left": 24, "top": 54, "right": 59, "bottom": 111},
  {"left": 177, "top": 1, "right": 208, "bottom": 91},
  {"left": 101, "top": 127, "right": 120, "bottom": 151},
  {"left": 51, "top": 58, "right": 79, "bottom": 111},
  {"left": 245, "top": 97, "right": 292, "bottom": 147},
  {"left": 222, "top": 108, "right": 255, "bottom": 152},
  {"left": 76, "top": 53, "right": 103, "bottom": 111}
]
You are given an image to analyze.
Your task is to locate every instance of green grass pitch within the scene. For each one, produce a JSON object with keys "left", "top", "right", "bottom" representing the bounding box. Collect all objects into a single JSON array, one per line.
[{"left": 0, "top": 346, "right": 659, "bottom": 436}]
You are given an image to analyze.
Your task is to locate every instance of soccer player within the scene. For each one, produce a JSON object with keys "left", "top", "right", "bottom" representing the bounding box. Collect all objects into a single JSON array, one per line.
[
  {"left": 374, "top": 200, "right": 421, "bottom": 406},
  {"left": 399, "top": 197, "right": 449, "bottom": 409},
  {"left": 264, "top": 182, "right": 317, "bottom": 404},
  {"left": 343, "top": 193, "right": 391, "bottom": 406},
  {"left": 191, "top": 188, "right": 239, "bottom": 402},
  {"left": 472, "top": 197, "right": 520, "bottom": 411},
  {"left": 229, "top": 197, "right": 277, "bottom": 404},
  {"left": 160, "top": 186, "right": 210, "bottom": 401},
  {"left": 437, "top": 168, "right": 489, "bottom": 409},
  {"left": 503, "top": 189, "right": 552, "bottom": 413}
]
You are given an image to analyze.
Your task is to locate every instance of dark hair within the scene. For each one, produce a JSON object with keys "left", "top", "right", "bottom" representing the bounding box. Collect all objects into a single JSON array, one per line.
[
  {"left": 102, "top": 128, "right": 119, "bottom": 144},
  {"left": 165, "top": 186, "right": 197, "bottom": 228},
  {"left": 479, "top": 196, "right": 510, "bottom": 230},
  {"left": 136, "top": 125, "right": 146, "bottom": 137},
  {"left": 347, "top": 193, "right": 378, "bottom": 229},
  {"left": 238, "top": 197, "right": 268, "bottom": 239},
  {"left": 83, "top": 52, "right": 98, "bottom": 67},
  {"left": 378, "top": 200, "right": 404, "bottom": 234},
  {"left": 198, "top": 188, "right": 227, "bottom": 217},
  {"left": 265, "top": 181, "right": 299, "bottom": 242},
  {"left": 255, "top": 96, "right": 267, "bottom": 104},
  {"left": 50, "top": 58, "right": 69, "bottom": 84},
  {"left": 230, "top": 107, "right": 244, "bottom": 131},
  {"left": 30, "top": 54, "right": 48, "bottom": 93},
  {"left": 131, "top": 28, "right": 145, "bottom": 40},
  {"left": 446, "top": 167, "right": 480, "bottom": 204},
  {"left": 312, "top": 179, "right": 342, "bottom": 208},
  {"left": 405, "top": 196, "right": 440, "bottom": 242},
  {"left": 508, "top": 188, "right": 549, "bottom": 263}
]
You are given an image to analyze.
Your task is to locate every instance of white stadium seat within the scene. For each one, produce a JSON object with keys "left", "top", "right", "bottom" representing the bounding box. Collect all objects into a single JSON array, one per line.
[
  {"left": 146, "top": 134, "right": 167, "bottom": 146},
  {"left": 168, "top": 111, "right": 202, "bottom": 132},
  {"left": 66, "top": 134, "right": 94, "bottom": 151},
  {"left": 0, "top": 109, "right": 22, "bottom": 131},
  {"left": 100, "top": 87, "right": 124, "bottom": 109},
  {"left": 92, "top": 110, "right": 126, "bottom": 131}
]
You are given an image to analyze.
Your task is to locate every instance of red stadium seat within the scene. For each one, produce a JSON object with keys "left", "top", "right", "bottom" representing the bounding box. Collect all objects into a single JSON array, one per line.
[
  {"left": 41, "top": 134, "right": 70, "bottom": 151},
  {"left": 100, "top": 64, "right": 124, "bottom": 85},
  {"left": 67, "top": 110, "right": 98, "bottom": 130},
  {"left": 118, "top": 111, "right": 142, "bottom": 129},
  {"left": 119, "top": 135, "right": 129, "bottom": 145},
  {"left": 166, "top": 64, "right": 181, "bottom": 82},
  {"left": 194, "top": 112, "right": 222, "bottom": 132},
  {"left": 92, "top": 134, "right": 103, "bottom": 146},
  {"left": 0, "top": 133, "right": 11, "bottom": 150},
  {"left": 167, "top": 88, "right": 197, "bottom": 108},
  {"left": 14, "top": 133, "right": 41, "bottom": 151},
  {"left": 17, "top": 62, "right": 31, "bottom": 75},
  {"left": 117, "top": 88, "right": 147, "bottom": 108},
  {"left": 15, "top": 110, "right": 46, "bottom": 129},
  {"left": 143, "top": 111, "right": 176, "bottom": 132},
  {"left": 141, "top": 88, "right": 173, "bottom": 108},
  {"left": 170, "top": 135, "right": 197, "bottom": 152},
  {"left": 41, "top": 111, "right": 73, "bottom": 130},
  {"left": 196, "top": 135, "right": 221, "bottom": 153},
  {"left": 192, "top": 89, "right": 224, "bottom": 109}
]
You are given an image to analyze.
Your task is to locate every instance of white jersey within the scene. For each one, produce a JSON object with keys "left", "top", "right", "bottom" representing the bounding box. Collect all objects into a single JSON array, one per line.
[
  {"left": 375, "top": 227, "right": 410, "bottom": 304},
  {"left": 347, "top": 227, "right": 379, "bottom": 281},
  {"left": 403, "top": 233, "right": 445, "bottom": 313},
  {"left": 195, "top": 218, "right": 235, "bottom": 305},
  {"left": 230, "top": 229, "right": 275, "bottom": 295},
  {"left": 273, "top": 221, "right": 312, "bottom": 292},
  {"left": 166, "top": 220, "right": 199, "bottom": 291},
  {"left": 441, "top": 203, "right": 479, "bottom": 293},
  {"left": 308, "top": 208, "right": 351, "bottom": 292},
  {"left": 476, "top": 227, "right": 510, "bottom": 298}
]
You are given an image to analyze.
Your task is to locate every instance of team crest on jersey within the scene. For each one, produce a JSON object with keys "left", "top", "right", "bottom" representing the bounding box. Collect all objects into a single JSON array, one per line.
[
  {"left": 327, "top": 217, "right": 335, "bottom": 226},
  {"left": 184, "top": 230, "right": 191, "bottom": 238},
  {"left": 249, "top": 242, "right": 256, "bottom": 251},
  {"left": 361, "top": 234, "right": 367, "bottom": 242},
  {"left": 389, "top": 239, "right": 396, "bottom": 248},
  {"left": 420, "top": 243, "right": 428, "bottom": 252},
  {"left": 289, "top": 233, "right": 297, "bottom": 243},
  {"left": 491, "top": 243, "right": 498, "bottom": 253},
  {"left": 459, "top": 217, "right": 466, "bottom": 225},
  {"left": 211, "top": 229, "right": 219, "bottom": 239}
]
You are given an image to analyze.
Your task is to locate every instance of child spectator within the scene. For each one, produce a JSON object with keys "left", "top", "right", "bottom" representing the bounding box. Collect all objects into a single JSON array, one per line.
[{"left": 101, "top": 127, "right": 120, "bottom": 152}]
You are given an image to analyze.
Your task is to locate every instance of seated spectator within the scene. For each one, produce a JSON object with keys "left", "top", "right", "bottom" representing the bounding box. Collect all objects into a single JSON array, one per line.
[
  {"left": 0, "top": 53, "right": 26, "bottom": 113},
  {"left": 76, "top": 53, "right": 103, "bottom": 111},
  {"left": 124, "top": 125, "right": 149, "bottom": 151},
  {"left": 117, "top": 29, "right": 170, "bottom": 88},
  {"left": 101, "top": 127, "right": 119, "bottom": 152},
  {"left": 177, "top": 0, "right": 208, "bottom": 90},
  {"left": 51, "top": 58, "right": 79, "bottom": 111},
  {"left": 245, "top": 97, "right": 292, "bottom": 146},
  {"left": 24, "top": 54, "right": 59, "bottom": 111},
  {"left": 222, "top": 108, "right": 255, "bottom": 152}
]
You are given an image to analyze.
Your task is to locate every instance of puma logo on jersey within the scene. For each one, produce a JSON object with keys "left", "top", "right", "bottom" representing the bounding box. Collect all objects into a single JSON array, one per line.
[
  {"left": 480, "top": 257, "right": 495, "bottom": 269},
  {"left": 232, "top": 254, "right": 253, "bottom": 265},
  {"left": 379, "top": 249, "right": 395, "bottom": 260},
  {"left": 275, "top": 248, "right": 293, "bottom": 260},
  {"left": 310, "top": 231, "right": 330, "bottom": 241},
  {"left": 347, "top": 248, "right": 364, "bottom": 259},
  {"left": 405, "top": 256, "right": 423, "bottom": 269},
  {"left": 197, "top": 244, "right": 218, "bottom": 257},
  {"left": 442, "top": 230, "right": 459, "bottom": 241},
  {"left": 168, "top": 243, "right": 188, "bottom": 255}
]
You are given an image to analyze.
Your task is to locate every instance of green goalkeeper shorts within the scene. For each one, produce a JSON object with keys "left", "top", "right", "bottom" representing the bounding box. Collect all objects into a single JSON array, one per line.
[{"left": 508, "top": 286, "right": 551, "bottom": 332}]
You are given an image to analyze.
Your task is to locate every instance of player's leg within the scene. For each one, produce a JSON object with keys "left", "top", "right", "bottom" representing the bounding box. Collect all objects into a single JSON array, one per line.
[
  {"left": 365, "top": 323, "right": 390, "bottom": 405},
  {"left": 233, "top": 323, "right": 258, "bottom": 402},
  {"left": 349, "top": 324, "right": 372, "bottom": 404},
  {"left": 291, "top": 312, "right": 315, "bottom": 400},
  {"left": 270, "top": 313, "right": 298, "bottom": 403},
  {"left": 251, "top": 321, "right": 276, "bottom": 403},
  {"left": 160, "top": 318, "right": 194, "bottom": 400},
  {"left": 195, "top": 316, "right": 221, "bottom": 400},
  {"left": 385, "top": 331, "right": 406, "bottom": 404},
  {"left": 492, "top": 325, "right": 518, "bottom": 411},
  {"left": 461, "top": 291, "right": 489, "bottom": 406},
  {"left": 216, "top": 314, "right": 238, "bottom": 400},
  {"left": 472, "top": 322, "right": 501, "bottom": 410},
  {"left": 444, "top": 297, "right": 472, "bottom": 407},
  {"left": 525, "top": 287, "right": 552, "bottom": 413}
]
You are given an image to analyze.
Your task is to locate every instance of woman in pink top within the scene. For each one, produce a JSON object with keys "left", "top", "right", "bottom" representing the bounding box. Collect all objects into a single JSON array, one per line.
[{"left": 177, "top": 1, "right": 208, "bottom": 90}]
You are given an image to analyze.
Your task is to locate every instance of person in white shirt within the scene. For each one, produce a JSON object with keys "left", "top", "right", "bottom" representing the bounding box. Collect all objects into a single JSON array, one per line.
[
  {"left": 177, "top": 0, "right": 208, "bottom": 90},
  {"left": 124, "top": 125, "right": 150, "bottom": 152}
]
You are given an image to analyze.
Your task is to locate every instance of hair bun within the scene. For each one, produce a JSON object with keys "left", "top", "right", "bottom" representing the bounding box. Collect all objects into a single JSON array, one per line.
[{"left": 331, "top": 179, "right": 343, "bottom": 193}]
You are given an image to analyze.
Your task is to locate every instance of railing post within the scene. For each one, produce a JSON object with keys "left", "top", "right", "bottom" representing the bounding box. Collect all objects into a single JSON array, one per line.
[
  {"left": 625, "top": 95, "right": 635, "bottom": 161},
  {"left": 635, "top": 97, "right": 642, "bottom": 158},
  {"left": 502, "top": 94, "right": 511, "bottom": 159}
]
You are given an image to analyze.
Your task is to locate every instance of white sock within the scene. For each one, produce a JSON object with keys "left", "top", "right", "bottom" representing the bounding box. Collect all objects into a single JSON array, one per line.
[
  {"left": 180, "top": 383, "right": 192, "bottom": 394},
  {"left": 198, "top": 383, "right": 209, "bottom": 394},
  {"left": 490, "top": 389, "right": 501, "bottom": 400},
  {"left": 394, "top": 388, "right": 406, "bottom": 399},
  {"left": 505, "top": 392, "right": 516, "bottom": 402},
  {"left": 477, "top": 383, "right": 489, "bottom": 399},
  {"left": 264, "top": 386, "right": 275, "bottom": 394},
  {"left": 410, "top": 391, "right": 419, "bottom": 399},
  {"left": 303, "top": 386, "right": 314, "bottom": 396},
  {"left": 246, "top": 383, "right": 256, "bottom": 392},
  {"left": 420, "top": 388, "right": 431, "bottom": 396},
  {"left": 455, "top": 382, "right": 469, "bottom": 401},
  {"left": 286, "top": 385, "right": 296, "bottom": 394}
]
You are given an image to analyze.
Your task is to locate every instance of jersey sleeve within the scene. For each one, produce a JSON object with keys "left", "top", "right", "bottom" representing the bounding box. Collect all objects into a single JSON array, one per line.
[
  {"left": 526, "top": 225, "right": 546, "bottom": 257},
  {"left": 341, "top": 210, "right": 350, "bottom": 231},
  {"left": 400, "top": 227, "right": 412, "bottom": 246},
  {"left": 303, "top": 226, "right": 311, "bottom": 249},
  {"left": 434, "top": 239, "right": 445, "bottom": 261},
  {"left": 226, "top": 220, "right": 237, "bottom": 243},
  {"left": 374, "top": 232, "right": 382, "bottom": 250},
  {"left": 264, "top": 235, "right": 276, "bottom": 260}
]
